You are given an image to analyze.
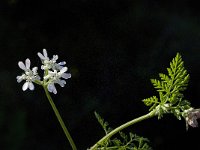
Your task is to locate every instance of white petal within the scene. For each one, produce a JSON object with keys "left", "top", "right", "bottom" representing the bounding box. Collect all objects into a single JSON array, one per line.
[
  {"left": 16, "top": 76, "right": 23, "bottom": 83},
  {"left": 47, "top": 83, "right": 57, "bottom": 94},
  {"left": 57, "top": 79, "right": 66, "bottom": 87},
  {"left": 60, "top": 67, "right": 67, "bottom": 74},
  {"left": 53, "top": 87, "right": 57, "bottom": 94},
  {"left": 25, "top": 58, "right": 31, "bottom": 69},
  {"left": 47, "top": 83, "right": 54, "bottom": 92},
  {"left": 18, "top": 61, "right": 26, "bottom": 70},
  {"left": 43, "top": 49, "right": 48, "bottom": 58},
  {"left": 37, "top": 52, "right": 46, "bottom": 60},
  {"left": 32, "top": 67, "right": 38, "bottom": 74},
  {"left": 54, "top": 64, "right": 62, "bottom": 70},
  {"left": 28, "top": 82, "right": 34, "bottom": 90},
  {"left": 41, "top": 65, "right": 45, "bottom": 70},
  {"left": 22, "top": 82, "right": 29, "bottom": 91},
  {"left": 58, "top": 61, "right": 66, "bottom": 65},
  {"left": 61, "top": 73, "right": 71, "bottom": 79},
  {"left": 53, "top": 55, "right": 58, "bottom": 61}
]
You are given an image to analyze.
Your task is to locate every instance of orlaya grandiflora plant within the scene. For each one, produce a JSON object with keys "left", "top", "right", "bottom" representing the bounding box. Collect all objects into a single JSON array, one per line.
[{"left": 17, "top": 51, "right": 199, "bottom": 150}]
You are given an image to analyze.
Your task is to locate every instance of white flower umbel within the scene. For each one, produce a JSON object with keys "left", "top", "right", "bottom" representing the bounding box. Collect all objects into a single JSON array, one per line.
[
  {"left": 37, "top": 49, "right": 66, "bottom": 70},
  {"left": 16, "top": 58, "right": 40, "bottom": 91},
  {"left": 44, "top": 67, "right": 71, "bottom": 94}
]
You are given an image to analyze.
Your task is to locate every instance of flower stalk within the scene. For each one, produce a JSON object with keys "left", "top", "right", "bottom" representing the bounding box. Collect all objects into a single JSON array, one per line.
[{"left": 43, "top": 85, "right": 77, "bottom": 150}]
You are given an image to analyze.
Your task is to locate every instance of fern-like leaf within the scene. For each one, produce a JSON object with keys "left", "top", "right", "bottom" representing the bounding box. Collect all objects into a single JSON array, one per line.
[{"left": 143, "top": 53, "right": 191, "bottom": 119}]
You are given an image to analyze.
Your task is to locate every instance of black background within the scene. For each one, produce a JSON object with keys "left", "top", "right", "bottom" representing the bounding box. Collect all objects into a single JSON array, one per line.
[{"left": 0, "top": 0, "right": 200, "bottom": 149}]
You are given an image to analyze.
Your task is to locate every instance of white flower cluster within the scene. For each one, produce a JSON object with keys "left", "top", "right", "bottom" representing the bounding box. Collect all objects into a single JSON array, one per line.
[
  {"left": 17, "top": 58, "right": 40, "bottom": 91},
  {"left": 17, "top": 49, "right": 71, "bottom": 94}
]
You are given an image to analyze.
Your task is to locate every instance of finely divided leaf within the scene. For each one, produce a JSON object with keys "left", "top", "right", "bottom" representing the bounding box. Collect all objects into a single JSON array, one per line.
[{"left": 143, "top": 53, "right": 190, "bottom": 119}]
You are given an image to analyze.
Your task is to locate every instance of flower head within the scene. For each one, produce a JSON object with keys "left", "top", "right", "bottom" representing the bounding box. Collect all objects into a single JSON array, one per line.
[
  {"left": 17, "top": 49, "right": 71, "bottom": 94},
  {"left": 37, "top": 49, "right": 66, "bottom": 70},
  {"left": 184, "top": 108, "right": 200, "bottom": 130},
  {"left": 16, "top": 58, "right": 40, "bottom": 91}
]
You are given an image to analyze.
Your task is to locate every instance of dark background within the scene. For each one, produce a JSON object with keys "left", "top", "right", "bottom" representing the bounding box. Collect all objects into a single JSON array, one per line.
[{"left": 0, "top": 0, "right": 200, "bottom": 149}]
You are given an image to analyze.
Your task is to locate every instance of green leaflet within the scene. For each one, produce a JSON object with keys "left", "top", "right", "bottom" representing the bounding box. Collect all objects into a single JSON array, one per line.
[{"left": 94, "top": 111, "right": 112, "bottom": 135}]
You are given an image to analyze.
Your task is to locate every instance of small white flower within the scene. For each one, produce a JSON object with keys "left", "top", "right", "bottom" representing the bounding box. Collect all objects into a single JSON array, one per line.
[
  {"left": 37, "top": 49, "right": 66, "bottom": 70},
  {"left": 16, "top": 58, "right": 40, "bottom": 91},
  {"left": 44, "top": 67, "right": 71, "bottom": 94}
]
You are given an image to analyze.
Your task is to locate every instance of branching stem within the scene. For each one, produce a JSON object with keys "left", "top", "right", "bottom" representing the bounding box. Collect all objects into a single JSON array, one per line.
[{"left": 90, "top": 110, "right": 156, "bottom": 150}]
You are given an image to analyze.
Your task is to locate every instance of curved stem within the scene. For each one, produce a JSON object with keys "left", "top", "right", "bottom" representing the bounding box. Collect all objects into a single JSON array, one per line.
[
  {"left": 90, "top": 110, "right": 156, "bottom": 150},
  {"left": 43, "top": 86, "right": 77, "bottom": 150}
]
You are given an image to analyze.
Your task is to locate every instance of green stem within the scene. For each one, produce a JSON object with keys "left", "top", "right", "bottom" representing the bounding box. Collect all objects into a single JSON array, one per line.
[
  {"left": 43, "top": 86, "right": 77, "bottom": 150},
  {"left": 90, "top": 110, "right": 156, "bottom": 150}
]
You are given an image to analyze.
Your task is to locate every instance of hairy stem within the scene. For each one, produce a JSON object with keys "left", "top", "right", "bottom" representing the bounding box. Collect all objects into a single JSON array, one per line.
[
  {"left": 43, "top": 86, "right": 77, "bottom": 150},
  {"left": 90, "top": 110, "right": 156, "bottom": 150}
]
